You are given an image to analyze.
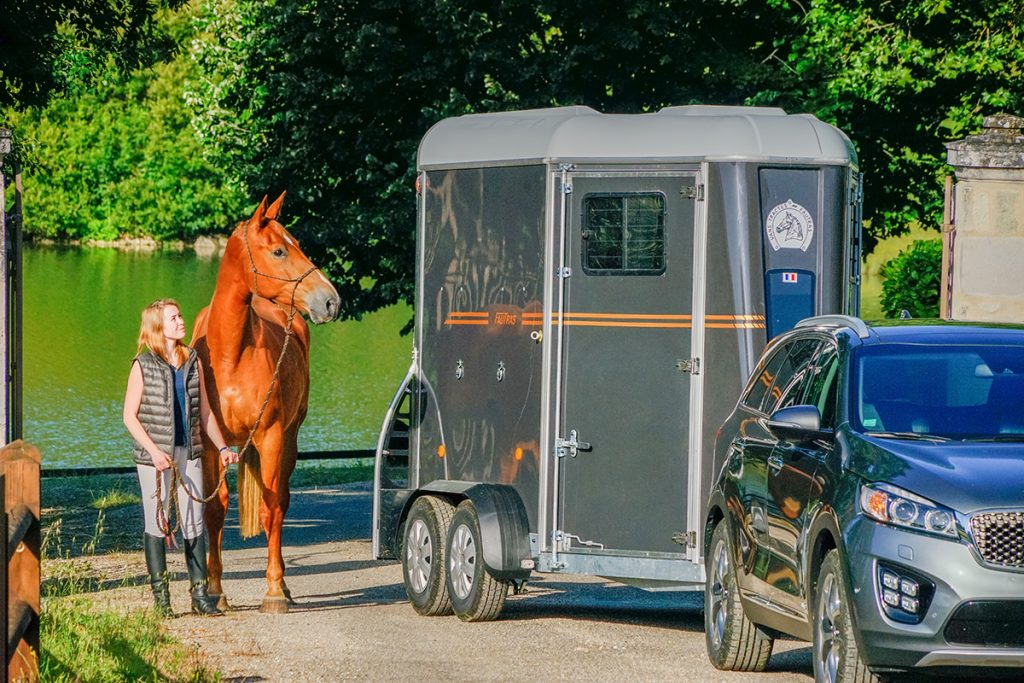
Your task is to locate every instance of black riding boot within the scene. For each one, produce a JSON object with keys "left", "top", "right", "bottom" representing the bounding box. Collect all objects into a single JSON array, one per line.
[
  {"left": 143, "top": 534, "right": 172, "bottom": 617},
  {"left": 184, "top": 535, "right": 223, "bottom": 616}
]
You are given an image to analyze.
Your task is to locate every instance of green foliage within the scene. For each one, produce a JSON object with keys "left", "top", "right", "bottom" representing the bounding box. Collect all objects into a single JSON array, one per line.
[
  {"left": 0, "top": 1, "right": 186, "bottom": 110},
  {"left": 41, "top": 596, "right": 218, "bottom": 682},
  {"left": 186, "top": 0, "right": 795, "bottom": 319},
  {"left": 879, "top": 238, "right": 943, "bottom": 319},
  {"left": 9, "top": 7, "right": 249, "bottom": 242},
  {"left": 769, "top": 0, "right": 1024, "bottom": 251}
]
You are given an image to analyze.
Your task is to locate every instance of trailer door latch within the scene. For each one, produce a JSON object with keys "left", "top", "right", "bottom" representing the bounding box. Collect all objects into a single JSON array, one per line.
[
  {"left": 676, "top": 358, "right": 700, "bottom": 374},
  {"left": 555, "top": 429, "right": 591, "bottom": 458}
]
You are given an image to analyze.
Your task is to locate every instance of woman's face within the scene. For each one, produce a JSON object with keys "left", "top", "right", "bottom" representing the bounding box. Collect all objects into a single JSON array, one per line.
[{"left": 162, "top": 305, "right": 186, "bottom": 342}]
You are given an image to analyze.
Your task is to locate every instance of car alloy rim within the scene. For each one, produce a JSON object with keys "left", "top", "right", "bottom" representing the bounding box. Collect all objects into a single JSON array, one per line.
[
  {"left": 449, "top": 523, "right": 476, "bottom": 600},
  {"left": 709, "top": 538, "right": 729, "bottom": 649},
  {"left": 816, "top": 572, "right": 841, "bottom": 683},
  {"left": 405, "top": 518, "right": 432, "bottom": 594}
]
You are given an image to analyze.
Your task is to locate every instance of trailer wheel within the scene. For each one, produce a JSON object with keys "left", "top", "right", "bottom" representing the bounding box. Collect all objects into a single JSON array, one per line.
[
  {"left": 705, "top": 521, "right": 773, "bottom": 671},
  {"left": 402, "top": 496, "right": 455, "bottom": 616},
  {"left": 446, "top": 501, "right": 509, "bottom": 622}
]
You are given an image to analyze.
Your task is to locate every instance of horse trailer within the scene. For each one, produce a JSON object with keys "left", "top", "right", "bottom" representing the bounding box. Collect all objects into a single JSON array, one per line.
[{"left": 373, "top": 105, "right": 862, "bottom": 620}]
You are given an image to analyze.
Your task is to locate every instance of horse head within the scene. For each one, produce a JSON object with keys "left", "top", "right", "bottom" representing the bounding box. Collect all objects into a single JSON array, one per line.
[{"left": 240, "top": 192, "right": 341, "bottom": 324}]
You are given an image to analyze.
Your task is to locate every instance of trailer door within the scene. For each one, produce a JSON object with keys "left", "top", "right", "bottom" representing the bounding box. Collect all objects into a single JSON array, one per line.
[{"left": 556, "top": 172, "right": 697, "bottom": 556}]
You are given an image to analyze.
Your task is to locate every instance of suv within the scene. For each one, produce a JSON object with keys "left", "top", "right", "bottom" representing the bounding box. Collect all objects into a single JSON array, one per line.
[{"left": 704, "top": 315, "right": 1024, "bottom": 682}]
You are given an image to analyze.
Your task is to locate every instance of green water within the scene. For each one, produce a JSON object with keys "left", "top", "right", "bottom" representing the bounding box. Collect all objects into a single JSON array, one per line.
[{"left": 23, "top": 246, "right": 412, "bottom": 469}]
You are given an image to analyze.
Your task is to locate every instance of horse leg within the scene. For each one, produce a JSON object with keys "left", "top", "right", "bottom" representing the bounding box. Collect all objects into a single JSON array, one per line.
[
  {"left": 202, "top": 446, "right": 231, "bottom": 610},
  {"left": 276, "top": 428, "right": 299, "bottom": 604},
  {"left": 256, "top": 427, "right": 289, "bottom": 613}
]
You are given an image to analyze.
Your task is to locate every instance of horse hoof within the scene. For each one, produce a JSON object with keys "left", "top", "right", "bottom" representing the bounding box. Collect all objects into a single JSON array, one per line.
[
  {"left": 260, "top": 596, "right": 290, "bottom": 614},
  {"left": 214, "top": 595, "right": 231, "bottom": 611}
]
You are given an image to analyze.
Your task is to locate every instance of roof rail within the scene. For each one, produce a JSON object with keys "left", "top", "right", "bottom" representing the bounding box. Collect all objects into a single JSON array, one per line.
[{"left": 795, "top": 315, "right": 871, "bottom": 339}]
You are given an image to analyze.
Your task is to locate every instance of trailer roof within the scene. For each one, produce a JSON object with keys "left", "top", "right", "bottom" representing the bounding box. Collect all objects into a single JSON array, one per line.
[{"left": 418, "top": 105, "right": 857, "bottom": 170}]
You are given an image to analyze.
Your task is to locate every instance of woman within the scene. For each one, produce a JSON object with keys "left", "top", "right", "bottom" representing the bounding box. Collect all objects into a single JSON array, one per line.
[{"left": 123, "top": 298, "right": 240, "bottom": 616}]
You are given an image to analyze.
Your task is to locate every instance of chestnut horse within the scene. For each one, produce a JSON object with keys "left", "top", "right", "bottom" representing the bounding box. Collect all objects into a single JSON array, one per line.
[{"left": 191, "top": 193, "right": 340, "bottom": 613}]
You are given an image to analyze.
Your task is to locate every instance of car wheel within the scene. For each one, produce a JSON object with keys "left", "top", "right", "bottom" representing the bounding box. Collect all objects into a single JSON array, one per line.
[
  {"left": 446, "top": 501, "right": 509, "bottom": 622},
  {"left": 814, "top": 549, "right": 880, "bottom": 683},
  {"left": 705, "top": 521, "right": 774, "bottom": 671},
  {"left": 402, "top": 496, "right": 454, "bottom": 616}
]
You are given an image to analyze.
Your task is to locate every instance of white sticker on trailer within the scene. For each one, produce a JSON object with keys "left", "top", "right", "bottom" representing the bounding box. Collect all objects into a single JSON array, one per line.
[{"left": 766, "top": 199, "right": 815, "bottom": 252}]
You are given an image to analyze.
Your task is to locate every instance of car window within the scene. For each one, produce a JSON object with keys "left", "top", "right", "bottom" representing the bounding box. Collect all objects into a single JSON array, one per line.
[
  {"left": 805, "top": 344, "right": 840, "bottom": 428},
  {"left": 766, "top": 339, "right": 823, "bottom": 415},
  {"left": 742, "top": 344, "right": 791, "bottom": 412},
  {"left": 854, "top": 343, "right": 1024, "bottom": 438}
]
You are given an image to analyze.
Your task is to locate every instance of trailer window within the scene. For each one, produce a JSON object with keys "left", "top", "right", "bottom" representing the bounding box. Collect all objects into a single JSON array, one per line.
[{"left": 582, "top": 193, "right": 666, "bottom": 274}]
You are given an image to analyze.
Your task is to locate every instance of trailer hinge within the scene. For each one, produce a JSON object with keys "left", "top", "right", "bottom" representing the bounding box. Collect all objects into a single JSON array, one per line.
[
  {"left": 561, "top": 181, "right": 573, "bottom": 195},
  {"left": 555, "top": 429, "right": 591, "bottom": 458},
  {"left": 676, "top": 358, "right": 700, "bottom": 375},
  {"left": 556, "top": 266, "right": 572, "bottom": 279},
  {"left": 681, "top": 184, "right": 704, "bottom": 201}
]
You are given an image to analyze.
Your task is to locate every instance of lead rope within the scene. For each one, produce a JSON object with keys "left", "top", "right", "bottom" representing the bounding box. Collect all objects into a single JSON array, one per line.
[{"left": 155, "top": 225, "right": 316, "bottom": 537}]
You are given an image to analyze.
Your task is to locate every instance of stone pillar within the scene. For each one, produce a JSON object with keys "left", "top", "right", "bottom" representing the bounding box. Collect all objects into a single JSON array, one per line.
[{"left": 944, "top": 114, "right": 1024, "bottom": 322}]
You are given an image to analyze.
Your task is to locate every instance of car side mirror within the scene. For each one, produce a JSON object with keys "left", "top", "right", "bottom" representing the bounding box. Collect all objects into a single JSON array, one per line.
[{"left": 767, "top": 405, "right": 829, "bottom": 444}]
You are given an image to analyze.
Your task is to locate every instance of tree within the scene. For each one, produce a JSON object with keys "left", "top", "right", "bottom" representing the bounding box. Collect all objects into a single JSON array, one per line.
[
  {"left": 768, "top": 0, "right": 1024, "bottom": 251},
  {"left": 7, "top": 6, "right": 248, "bottom": 242},
  {"left": 187, "top": 0, "right": 794, "bottom": 319},
  {"left": 0, "top": 0, "right": 186, "bottom": 112}
]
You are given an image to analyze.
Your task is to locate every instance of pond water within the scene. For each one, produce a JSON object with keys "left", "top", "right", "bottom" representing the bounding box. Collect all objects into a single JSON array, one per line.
[{"left": 23, "top": 246, "right": 412, "bottom": 469}]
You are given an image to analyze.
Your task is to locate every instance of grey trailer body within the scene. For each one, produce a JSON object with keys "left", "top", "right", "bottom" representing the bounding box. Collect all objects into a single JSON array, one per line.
[{"left": 373, "top": 106, "right": 860, "bottom": 617}]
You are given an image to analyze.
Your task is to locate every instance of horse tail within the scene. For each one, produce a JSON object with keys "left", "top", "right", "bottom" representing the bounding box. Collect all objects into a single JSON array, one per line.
[{"left": 238, "top": 446, "right": 263, "bottom": 539}]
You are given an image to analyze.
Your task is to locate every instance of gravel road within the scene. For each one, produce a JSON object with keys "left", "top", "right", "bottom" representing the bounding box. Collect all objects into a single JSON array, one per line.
[{"left": 107, "top": 483, "right": 816, "bottom": 682}]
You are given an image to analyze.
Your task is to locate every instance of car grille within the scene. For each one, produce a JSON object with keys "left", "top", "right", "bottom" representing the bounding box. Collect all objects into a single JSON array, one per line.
[
  {"left": 969, "top": 511, "right": 1024, "bottom": 568},
  {"left": 945, "top": 601, "right": 1024, "bottom": 647}
]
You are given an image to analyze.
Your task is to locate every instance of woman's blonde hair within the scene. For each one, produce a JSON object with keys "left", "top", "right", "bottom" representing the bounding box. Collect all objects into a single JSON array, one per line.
[{"left": 137, "top": 298, "right": 189, "bottom": 366}]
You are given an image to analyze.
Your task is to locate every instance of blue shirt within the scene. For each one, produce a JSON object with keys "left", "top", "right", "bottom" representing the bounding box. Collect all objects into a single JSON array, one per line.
[{"left": 172, "top": 364, "right": 188, "bottom": 446}]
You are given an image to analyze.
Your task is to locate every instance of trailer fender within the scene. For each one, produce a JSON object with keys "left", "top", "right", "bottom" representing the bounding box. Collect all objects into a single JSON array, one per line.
[{"left": 417, "top": 480, "right": 532, "bottom": 579}]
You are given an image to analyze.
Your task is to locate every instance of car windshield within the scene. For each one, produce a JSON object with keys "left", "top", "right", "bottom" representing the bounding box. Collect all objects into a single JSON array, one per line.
[{"left": 853, "top": 343, "right": 1024, "bottom": 440}]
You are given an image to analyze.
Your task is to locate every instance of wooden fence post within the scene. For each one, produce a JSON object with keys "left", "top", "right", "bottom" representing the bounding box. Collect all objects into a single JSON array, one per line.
[{"left": 2, "top": 441, "right": 40, "bottom": 682}]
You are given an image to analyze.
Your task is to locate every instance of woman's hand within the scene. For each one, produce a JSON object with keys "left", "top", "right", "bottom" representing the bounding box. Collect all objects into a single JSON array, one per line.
[
  {"left": 219, "top": 446, "right": 240, "bottom": 467},
  {"left": 151, "top": 450, "right": 173, "bottom": 471}
]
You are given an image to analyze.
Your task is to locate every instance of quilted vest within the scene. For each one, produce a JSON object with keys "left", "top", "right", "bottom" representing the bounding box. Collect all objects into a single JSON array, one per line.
[{"left": 131, "top": 349, "right": 203, "bottom": 465}]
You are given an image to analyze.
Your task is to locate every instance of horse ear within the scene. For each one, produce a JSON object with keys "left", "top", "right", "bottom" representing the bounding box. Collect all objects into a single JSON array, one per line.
[
  {"left": 264, "top": 191, "right": 287, "bottom": 223},
  {"left": 251, "top": 196, "right": 269, "bottom": 225}
]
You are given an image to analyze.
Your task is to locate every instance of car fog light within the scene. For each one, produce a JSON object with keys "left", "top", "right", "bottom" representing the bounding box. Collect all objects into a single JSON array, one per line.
[
  {"left": 883, "top": 589, "right": 900, "bottom": 607},
  {"left": 900, "top": 578, "right": 918, "bottom": 597},
  {"left": 901, "top": 596, "right": 919, "bottom": 613},
  {"left": 882, "top": 571, "right": 899, "bottom": 590}
]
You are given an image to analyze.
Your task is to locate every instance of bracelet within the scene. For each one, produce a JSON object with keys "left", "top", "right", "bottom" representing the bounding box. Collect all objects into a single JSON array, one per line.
[{"left": 219, "top": 445, "right": 230, "bottom": 453}]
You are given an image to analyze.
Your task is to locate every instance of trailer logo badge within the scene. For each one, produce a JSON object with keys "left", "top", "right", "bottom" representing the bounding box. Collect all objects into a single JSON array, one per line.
[{"left": 766, "top": 200, "right": 814, "bottom": 252}]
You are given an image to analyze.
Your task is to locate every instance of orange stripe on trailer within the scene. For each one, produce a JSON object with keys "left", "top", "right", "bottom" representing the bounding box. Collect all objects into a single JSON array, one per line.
[
  {"left": 447, "top": 312, "right": 489, "bottom": 317},
  {"left": 444, "top": 319, "right": 489, "bottom": 325}
]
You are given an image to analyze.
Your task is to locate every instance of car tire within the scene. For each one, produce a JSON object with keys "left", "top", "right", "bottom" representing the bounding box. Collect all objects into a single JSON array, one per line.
[
  {"left": 705, "top": 521, "right": 774, "bottom": 671},
  {"left": 402, "top": 496, "right": 455, "bottom": 616},
  {"left": 813, "top": 549, "right": 880, "bottom": 683},
  {"left": 446, "top": 501, "right": 509, "bottom": 622}
]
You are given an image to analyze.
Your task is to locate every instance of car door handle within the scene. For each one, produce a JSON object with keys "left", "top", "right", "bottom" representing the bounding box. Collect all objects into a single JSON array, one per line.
[{"left": 767, "top": 454, "right": 784, "bottom": 473}]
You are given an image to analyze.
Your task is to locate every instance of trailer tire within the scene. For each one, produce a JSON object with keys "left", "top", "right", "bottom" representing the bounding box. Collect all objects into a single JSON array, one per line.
[
  {"left": 402, "top": 496, "right": 455, "bottom": 616},
  {"left": 446, "top": 501, "right": 509, "bottom": 622},
  {"left": 705, "top": 521, "right": 773, "bottom": 671}
]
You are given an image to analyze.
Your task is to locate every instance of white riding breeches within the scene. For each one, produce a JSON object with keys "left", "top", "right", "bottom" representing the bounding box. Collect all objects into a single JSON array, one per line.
[{"left": 137, "top": 445, "right": 205, "bottom": 540}]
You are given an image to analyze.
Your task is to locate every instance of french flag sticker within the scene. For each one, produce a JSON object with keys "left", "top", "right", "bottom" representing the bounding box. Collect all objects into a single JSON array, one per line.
[{"left": 782, "top": 272, "right": 799, "bottom": 283}]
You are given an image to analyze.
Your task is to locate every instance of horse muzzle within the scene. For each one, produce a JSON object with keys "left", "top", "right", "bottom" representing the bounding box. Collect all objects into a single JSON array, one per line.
[{"left": 305, "top": 284, "right": 341, "bottom": 324}]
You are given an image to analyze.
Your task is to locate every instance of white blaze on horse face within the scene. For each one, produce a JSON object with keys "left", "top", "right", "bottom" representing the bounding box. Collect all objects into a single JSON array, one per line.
[
  {"left": 284, "top": 234, "right": 295, "bottom": 247},
  {"left": 318, "top": 272, "right": 330, "bottom": 285}
]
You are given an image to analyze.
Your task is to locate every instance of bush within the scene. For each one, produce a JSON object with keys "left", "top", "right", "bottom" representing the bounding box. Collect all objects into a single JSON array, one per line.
[{"left": 879, "top": 238, "right": 943, "bottom": 319}]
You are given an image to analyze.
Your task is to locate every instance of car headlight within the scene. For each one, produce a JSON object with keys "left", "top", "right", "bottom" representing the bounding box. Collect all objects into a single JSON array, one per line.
[{"left": 859, "top": 482, "right": 958, "bottom": 538}]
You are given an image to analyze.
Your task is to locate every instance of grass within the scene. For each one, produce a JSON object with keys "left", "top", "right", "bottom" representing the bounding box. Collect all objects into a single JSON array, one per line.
[
  {"left": 38, "top": 459, "right": 372, "bottom": 681},
  {"left": 40, "top": 596, "right": 219, "bottom": 682}
]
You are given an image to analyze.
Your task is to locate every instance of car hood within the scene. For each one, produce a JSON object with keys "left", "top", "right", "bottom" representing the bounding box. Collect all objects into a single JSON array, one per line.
[{"left": 846, "top": 432, "right": 1024, "bottom": 513}]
